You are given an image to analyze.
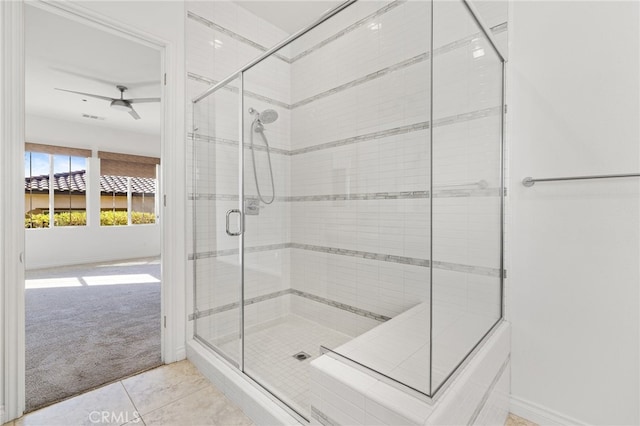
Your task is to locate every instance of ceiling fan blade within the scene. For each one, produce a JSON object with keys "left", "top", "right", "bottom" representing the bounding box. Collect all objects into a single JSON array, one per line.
[
  {"left": 127, "top": 98, "right": 161, "bottom": 104},
  {"left": 55, "top": 88, "right": 113, "bottom": 102},
  {"left": 128, "top": 106, "right": 141, "bottom": 120}
]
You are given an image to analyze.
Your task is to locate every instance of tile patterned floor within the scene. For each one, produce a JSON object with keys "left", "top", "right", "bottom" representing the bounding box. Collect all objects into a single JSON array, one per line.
[
  {"left": 6, "top": 360, "right": 252, "bottom": 426},
  {"left": 219, "top": 314, "right": 353, "bottom": 418}
]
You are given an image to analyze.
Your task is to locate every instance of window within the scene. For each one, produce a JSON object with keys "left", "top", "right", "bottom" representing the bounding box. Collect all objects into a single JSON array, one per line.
[
  {"left": 25, "top": 143, "right": 90, "bottom": 228},
  {"left": 98, "top": 151, "right": 159, "bottom": 226}
]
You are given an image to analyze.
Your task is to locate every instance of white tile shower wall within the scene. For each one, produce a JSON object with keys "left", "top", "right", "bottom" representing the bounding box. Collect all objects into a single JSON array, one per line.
[
  {"left": 291, "top": 249, "right": 429, "bottom": 320},
  {"left": 289, "top": 0, "right": 503, "bottom": 332},
  {"left": 291, "top": 292, "right": 390, "bottom": 338},
  {"left": 289, "top": 0, "right": 432, "bottom": 328}
]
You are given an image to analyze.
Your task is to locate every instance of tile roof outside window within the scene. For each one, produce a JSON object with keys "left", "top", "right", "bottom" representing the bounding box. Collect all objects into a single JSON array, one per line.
[{"left": 25, "top": 170, "right": 155, "bottom": 195}]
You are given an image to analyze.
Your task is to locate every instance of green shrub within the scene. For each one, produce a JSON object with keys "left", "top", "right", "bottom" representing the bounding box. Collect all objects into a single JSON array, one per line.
[
  {"left": 25, "top": 213, "right": 51, "bottom": 228},
  {"left": 99, "top": 210, "right": 128, "bottom": 226},
  {"left": 131, "top": 211, "right": 156, "bottom": 224},
  {"left": 25, "top": 211, "right": 156, "bottom": 228}
]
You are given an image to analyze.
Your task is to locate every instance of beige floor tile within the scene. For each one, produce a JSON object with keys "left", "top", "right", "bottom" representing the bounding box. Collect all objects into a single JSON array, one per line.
[
  {"left": 15, "top": 382, "right": 138, "bottom": 426},
  {"left": 505, "top": 413, "right": 538, "bottom": 426},
  {"left": 2, "top": 421, "right": 15, "bottom": 426},
  {"left": 121, "top": 360, "right": 210, "bottom": 415},
  {"left": 141, "top": 384, "right": 253, "bottom": 426}
]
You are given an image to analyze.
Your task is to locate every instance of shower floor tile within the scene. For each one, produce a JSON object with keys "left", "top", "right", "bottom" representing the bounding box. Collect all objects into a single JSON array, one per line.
[{"left": 219, "top": 314, "right": 353, "bottom": 417}]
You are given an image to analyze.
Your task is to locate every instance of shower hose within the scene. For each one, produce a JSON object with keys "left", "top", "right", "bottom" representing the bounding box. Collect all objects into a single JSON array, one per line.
[{"left": 250, "top": 120, "right": 276, "bottom": 204}]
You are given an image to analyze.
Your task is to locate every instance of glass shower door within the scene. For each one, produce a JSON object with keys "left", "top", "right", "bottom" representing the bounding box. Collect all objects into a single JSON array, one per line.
[
  {"left": 191, "top": 75, "right": 243, "bottom": 367},
  {"left": 239, "top": 53, "right": 304, "bottom": 414}
]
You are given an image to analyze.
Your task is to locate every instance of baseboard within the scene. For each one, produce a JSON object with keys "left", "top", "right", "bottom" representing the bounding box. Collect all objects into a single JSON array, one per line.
[
  {"left": 175, "top": 345, "right": 186, "bottom": 361},
  {"left": 25, "top": 253, "right": 161, "bottom": 271},
  {"left": 510, "top": 395, "right": 589, "bottom": 426}
]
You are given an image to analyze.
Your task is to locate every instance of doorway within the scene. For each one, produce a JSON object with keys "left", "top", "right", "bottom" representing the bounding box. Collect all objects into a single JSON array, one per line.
[{"left": 24, "top": 4, "right": 163, "bottom": 412}]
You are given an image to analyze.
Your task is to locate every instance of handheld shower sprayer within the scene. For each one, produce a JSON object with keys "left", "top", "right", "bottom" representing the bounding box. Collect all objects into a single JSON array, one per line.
[{"left": 249, "top": 107, "right": 278, "bottom": 204}]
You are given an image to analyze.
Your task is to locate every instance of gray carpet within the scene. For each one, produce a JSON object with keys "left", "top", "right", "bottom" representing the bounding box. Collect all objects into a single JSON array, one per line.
[{"left": 25, "top": 258, "right": 162, "bottom": 412}]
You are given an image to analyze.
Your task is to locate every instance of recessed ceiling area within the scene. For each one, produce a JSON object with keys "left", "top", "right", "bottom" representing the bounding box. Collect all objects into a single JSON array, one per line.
[
  {"left": 25, "top": 5, "right": 161, "bottom": 136},
  {"left": 235, "top": 1, "right": 342, "bottom": 34}
]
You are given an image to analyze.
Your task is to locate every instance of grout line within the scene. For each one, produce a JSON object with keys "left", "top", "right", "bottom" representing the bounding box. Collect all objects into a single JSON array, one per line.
[{"left": 119, "top": 381, "right": 142, "bottom": 421}]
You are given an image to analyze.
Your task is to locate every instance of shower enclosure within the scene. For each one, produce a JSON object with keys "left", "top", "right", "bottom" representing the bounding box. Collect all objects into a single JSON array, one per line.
[{"left": 190, "top": 0, "right": 505, "bottom": 421}]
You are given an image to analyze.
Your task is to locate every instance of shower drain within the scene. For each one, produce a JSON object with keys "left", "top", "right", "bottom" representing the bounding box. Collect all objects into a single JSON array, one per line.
[{"left": 292, "top": 351, "right": 311, "bottom": 361}]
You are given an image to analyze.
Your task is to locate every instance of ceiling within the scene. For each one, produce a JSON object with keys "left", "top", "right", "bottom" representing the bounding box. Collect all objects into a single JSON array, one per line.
[
  {"left": 25, "top": 6, "right": 161, "bottom": 136},
  {"left": 235, "top": 1, "right": 343, "bottom": 34}
]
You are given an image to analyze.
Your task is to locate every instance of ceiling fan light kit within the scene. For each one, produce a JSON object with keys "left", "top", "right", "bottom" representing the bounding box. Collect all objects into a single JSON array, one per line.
[{"left": 54, "top": 84, "right": 160, "bottom": 121}]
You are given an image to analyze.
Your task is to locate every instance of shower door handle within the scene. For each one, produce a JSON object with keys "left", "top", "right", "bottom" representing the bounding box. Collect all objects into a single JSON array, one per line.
[{"left": 226, "top": 209, "right": 243, "bottom": 236}]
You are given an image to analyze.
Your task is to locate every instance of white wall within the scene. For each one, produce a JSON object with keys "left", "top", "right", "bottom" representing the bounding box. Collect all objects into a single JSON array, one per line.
[
  {"left": 508, "top": 2, "right": 640, "bottom": 424},
  {"left": 25, "top": 225, "right": 160, "bottom": 270},
  {"left": 26, "top": 114, "right": 160, "bottom": 157}
]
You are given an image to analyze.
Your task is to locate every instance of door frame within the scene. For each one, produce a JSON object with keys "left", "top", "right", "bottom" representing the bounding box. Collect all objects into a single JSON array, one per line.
[{"left": 0, "top": 1, "right": 186, "bottom": 421}]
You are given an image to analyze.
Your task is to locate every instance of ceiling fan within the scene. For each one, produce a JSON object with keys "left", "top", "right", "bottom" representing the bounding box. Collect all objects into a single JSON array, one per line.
[{"left": 55, "top": 85, "right": 160, "bottom": 120}]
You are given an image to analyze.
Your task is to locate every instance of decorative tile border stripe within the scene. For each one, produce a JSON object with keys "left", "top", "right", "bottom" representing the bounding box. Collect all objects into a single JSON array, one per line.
[
  {"left": 189, "top": 9, "right": 507, "bottom": 115},
  {"left": 190, "top": 103, "right": 500, "bottom": 160},
  {"left": 432, "top": 106, "right": 502, "bottom": 128},
  {"left": 188, "top": 242, "right": 290, "bottom": 260},
  {"left": 187, "top": 187, "right": 502, "bottom": 202},
  {"left": 289, "top": 242, "right": 430, "bottom": 267},
  {"left": 289, "top": 121, "right": 430, "bottom": 155},
  {"left": 291, "top": 52, "right": 429, "bottom": 109},
  {"left": 287, "top": 191, "right": 429, "bottom": 201},
  {"left": 189, "top": 288, "right": 291, "bottom": 320},
  {"left": 189, "top": 132, "right": 291, "bottom": 156},
  {"left": 187, "top": 11, "right": 290, "bottom": 64},
  {"left": 290, "top": 22, "right": 506, "bottom": 109},
  {"left": 467, "top": 355, "right": 510, "bottom": 425},
  {"left": 434, "top": 22, "right": 507, "bottom": 58},
  {"left": 311, "top": 406, "right": 338, "bottom": 426},
  {"left": 188, "top": 191, "right": 429, "bottom": 202},
  {"left": 188, "top": 72, "right": 291, "bottom": 110},
  {"left": 433, "top": 187, "right": 502, "bottom": 198},
  {"left": 492, "top": 22, "right": 508, "bottom": 35},
  {"left": 189, "top": 242, "right": 503, "bottom": 278},
  {"left": 432, "top": 260, "right": 501, "bottom": 278},
  {"left": 187, "top": 193, "right": 288, "bottom": 202},
  {"left": 290, "top": 0, "right": 407, "bottom": 63},
  {"left": 188, "top": 288, "right": 389, "bottom": 322},
  {"left": 190, "top": 101, "right": 499, "bottom": 158},
  {"left": 291, "top": 289, "right": 391, "bottom": 322}
]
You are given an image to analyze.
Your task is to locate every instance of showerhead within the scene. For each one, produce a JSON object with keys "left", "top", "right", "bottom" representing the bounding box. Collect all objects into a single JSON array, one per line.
[
  {"left": 249, "top": 107, "right": 278, "bottom": 125},
  {"left": 258, "top": 109, "right": 278, "bottom": 124}
]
